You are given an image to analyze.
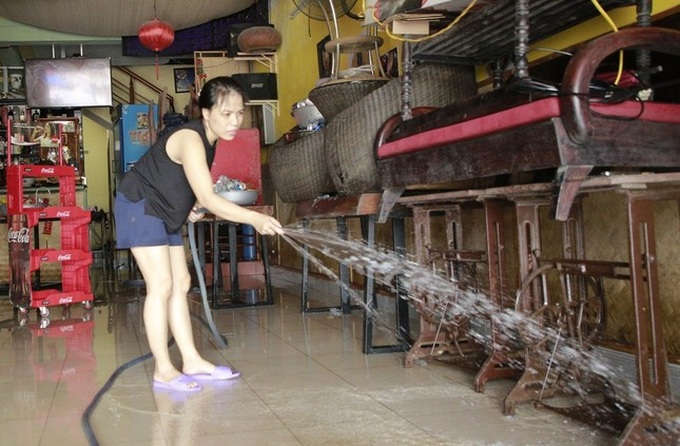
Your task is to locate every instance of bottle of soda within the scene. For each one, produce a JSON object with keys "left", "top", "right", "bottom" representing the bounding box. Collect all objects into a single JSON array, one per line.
[{"left": 8, "top": 213, "right": 31, "bottom": 308}]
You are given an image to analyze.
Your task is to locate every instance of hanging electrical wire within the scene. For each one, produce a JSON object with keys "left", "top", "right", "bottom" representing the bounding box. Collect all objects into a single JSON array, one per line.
[{"left": 371, "top": 0, "right": 478, "bottom": 43}]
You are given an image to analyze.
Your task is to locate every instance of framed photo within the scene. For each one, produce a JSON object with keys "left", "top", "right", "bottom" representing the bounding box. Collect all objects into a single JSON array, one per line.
[
  {"left": 174, "top": 68, "right": 195, "bottom": 93},
  {"left": 317, "top": 35, "right": 332, "bottom": 79}
]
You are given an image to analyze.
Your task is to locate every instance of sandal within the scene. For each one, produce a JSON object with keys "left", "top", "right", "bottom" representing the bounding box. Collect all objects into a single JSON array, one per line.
[
  {"left": 187, "top": 366, "right": 241, "bottom": 381},
  {"left": 153, "top": 374, "right": 202, "bottom": 392}
]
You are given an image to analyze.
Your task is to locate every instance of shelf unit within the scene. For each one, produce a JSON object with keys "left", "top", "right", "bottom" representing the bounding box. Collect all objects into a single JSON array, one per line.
[
  {"left": 5, "top": 118, "right": 92, "bottom": 321},
  {"left": 36, "top": 117, "right": 82, "bottom": 175}
]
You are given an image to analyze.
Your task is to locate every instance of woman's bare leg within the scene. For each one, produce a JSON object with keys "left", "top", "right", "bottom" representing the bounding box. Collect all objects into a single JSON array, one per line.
[
  {"left": 166, "top": 245, "right": 215, "bottom": 375},
  {"left": 132, "top": 244, "right": 217, "bottom": 382},
  {"left": 131, "top": 245, "right": 184, "bottom": 383}
]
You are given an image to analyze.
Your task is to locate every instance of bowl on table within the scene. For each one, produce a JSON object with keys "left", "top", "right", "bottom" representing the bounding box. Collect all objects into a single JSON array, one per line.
[{"left": 217, "top": 190, "right": 259, "bottom": 206}]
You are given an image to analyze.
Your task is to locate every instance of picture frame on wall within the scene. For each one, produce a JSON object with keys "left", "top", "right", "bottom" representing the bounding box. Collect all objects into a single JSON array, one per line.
[{"left": 174, "top": 68, "right": 195, "bottom": 93}]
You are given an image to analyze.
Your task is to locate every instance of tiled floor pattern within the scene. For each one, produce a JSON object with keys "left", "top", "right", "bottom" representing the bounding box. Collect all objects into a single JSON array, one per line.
[{"left": 0, "top": 267, "right": 619, "bottom": 445}]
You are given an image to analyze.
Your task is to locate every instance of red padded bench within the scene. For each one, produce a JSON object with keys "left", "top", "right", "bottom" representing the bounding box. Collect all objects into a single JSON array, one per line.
[{"left": 375, "top": 27, "right": 680, "bottom": 221}]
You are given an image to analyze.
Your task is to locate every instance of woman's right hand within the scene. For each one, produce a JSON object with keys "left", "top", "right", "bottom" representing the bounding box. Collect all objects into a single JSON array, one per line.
[{"left": 250, "top": 213, "right": 284, "bottom": 236}]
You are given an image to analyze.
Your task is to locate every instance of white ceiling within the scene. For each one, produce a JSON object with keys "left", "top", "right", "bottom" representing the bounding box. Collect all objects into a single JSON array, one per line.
[
  {"left": 0, "top": 0, "right": 257, "bottom": 37},
  {"left": 0, "top": 0, "right": 259, "bottom": 66}
]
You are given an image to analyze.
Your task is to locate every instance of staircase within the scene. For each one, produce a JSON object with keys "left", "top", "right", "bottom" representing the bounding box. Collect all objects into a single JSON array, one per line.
[
  {"left": 111, "top": 66, "right": 175, "bottom": 113},
  {"left": 82, "top": 66, "right": 177, "bottom": 131}
]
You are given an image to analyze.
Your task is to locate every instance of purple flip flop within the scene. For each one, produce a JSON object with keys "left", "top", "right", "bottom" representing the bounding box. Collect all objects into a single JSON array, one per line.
[
  {"left": 187, "top": 366, "right": 241, "bottom": 381},
  {"left": 153, "top": 374, "right": 202, "bottom": 392}
]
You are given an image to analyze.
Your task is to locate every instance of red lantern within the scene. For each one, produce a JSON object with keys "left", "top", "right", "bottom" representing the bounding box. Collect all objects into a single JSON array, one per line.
[{"left": 138, "top": 18, "right": 175, "bottom": 79}]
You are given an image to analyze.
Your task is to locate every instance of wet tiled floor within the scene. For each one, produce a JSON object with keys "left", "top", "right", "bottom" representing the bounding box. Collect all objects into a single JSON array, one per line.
[{"left": 0, "top": 266, "right": 618, "bottom": 445}]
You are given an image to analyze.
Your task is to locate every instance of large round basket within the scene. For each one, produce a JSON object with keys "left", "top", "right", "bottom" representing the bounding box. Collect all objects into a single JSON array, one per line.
[
  {"left": 308, "top": 77, "right": 389, "bottom": 123},
  {"left": 324, "top": 63, "right": 478, "bottom": 195},
  {"left": 268, "top": 129, "right": 336, "bottom": 203},
  {"left": 237, "top": 26, "right": 282, "bottom": 53}
]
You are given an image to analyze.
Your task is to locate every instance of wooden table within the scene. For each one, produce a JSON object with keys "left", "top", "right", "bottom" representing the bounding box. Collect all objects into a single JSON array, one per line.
[
  {"left": 295, "top": 193, "right": 412, "bottom": 354},
  {"left": 194, "top": 205, "right": 273, "bottom": 309}
]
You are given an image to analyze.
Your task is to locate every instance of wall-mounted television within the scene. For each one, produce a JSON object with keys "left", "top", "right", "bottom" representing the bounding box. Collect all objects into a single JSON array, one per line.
[{"left": 24, "top": 57, "right": 113, "bottom": 109}]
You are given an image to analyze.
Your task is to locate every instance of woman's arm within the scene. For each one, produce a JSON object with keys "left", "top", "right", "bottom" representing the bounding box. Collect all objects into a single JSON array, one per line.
[{"left": 170, "top": 130, "right": 283, "bottom": 235}]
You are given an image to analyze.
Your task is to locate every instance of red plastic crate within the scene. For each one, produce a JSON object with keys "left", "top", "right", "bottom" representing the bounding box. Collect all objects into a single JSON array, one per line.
[{"left": 6, "top": 161, "right": 93, "bottom": 312}]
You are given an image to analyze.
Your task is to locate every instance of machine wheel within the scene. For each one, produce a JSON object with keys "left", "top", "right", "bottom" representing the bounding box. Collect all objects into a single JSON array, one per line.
[{"left": 515, "top": 262, "right": 606, "bottom": 351}]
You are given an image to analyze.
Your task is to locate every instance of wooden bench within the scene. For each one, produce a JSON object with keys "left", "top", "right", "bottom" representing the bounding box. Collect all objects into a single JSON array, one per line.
[{"left": 376, "top": 27, "right": 680, "bottom": 222}]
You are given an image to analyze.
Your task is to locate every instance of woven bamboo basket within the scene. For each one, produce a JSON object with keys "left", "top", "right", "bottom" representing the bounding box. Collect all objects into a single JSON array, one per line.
[
  {"left": 324, "top": 62, "right": 478, "bottom": 195},
  {"left": 237, "top": 26, "right": 282, "bottom": 53},
  {"left": 268, "top": 129, "right": 336, "bottom": 203},
  {"left": 308, "top": 77, "right": 390, "bottom": 123}
]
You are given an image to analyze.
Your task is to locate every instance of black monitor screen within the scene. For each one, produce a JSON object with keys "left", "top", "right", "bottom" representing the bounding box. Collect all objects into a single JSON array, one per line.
[{"left": 24, "top": 57, "right": 113, "bottom": 108}]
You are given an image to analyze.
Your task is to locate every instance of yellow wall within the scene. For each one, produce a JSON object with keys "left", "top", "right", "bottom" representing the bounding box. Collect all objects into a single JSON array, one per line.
[
  {"left": 82, "top": 108, "right": 112, "bottom": 211},
  {"left": 268, "top": 3, "right": 377, "bottom": 135}
]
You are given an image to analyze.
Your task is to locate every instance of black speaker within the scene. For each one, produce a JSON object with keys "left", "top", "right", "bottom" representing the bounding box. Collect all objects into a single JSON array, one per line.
[
  {"left": 226, "top": 23, "right": 255, "bottom": 57},
  {"left": 232, "top": 73, "right": 278, "bottom": 100}
]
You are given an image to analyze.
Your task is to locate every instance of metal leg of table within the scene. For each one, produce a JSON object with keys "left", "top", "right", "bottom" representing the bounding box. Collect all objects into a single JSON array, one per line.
[
  {"left": 259, "top": 233, "right": 273, "bottom": 305},
  {"left": 228, "top": 223, "right": 239, "bottom": 301},
  {"left": 363, "top": 215, "right": 411, "bottom": 354},
  {"left": 338, "top": 216, "right": 352, "bottom": 314},
  {"left": 201, "top": 220, "right": 274, "bottom": 309},
  {"left": 300, "top": 218, "right": 313, "bottom": 313},
  {"left": 300, "top": 216, "right": 361, "bottom": 314},
  {"left": 393, "top": 216, "right": 412, "bottom": 346},
  {"left": 210, "top": 220, "right": 221, "bottom": 307}
]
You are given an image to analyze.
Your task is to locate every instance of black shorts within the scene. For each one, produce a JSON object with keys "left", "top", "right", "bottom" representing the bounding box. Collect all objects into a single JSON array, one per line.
[{"left": 114, "top": 192, "right": 183, "bottom": 249}]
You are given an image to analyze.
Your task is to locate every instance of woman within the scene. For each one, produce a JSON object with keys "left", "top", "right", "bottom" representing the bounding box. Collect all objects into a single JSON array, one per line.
[{"left": 114, "top": 76, "right": 283, "bottom": 392}]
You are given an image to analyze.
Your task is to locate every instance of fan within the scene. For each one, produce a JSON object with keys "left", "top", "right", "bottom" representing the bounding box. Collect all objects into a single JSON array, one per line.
[
  {"left": 291, "top": 0, "right": 359, "bottom": 22},
  {"left": 291, "top": 0, "right": 361, "bottom": 46}
]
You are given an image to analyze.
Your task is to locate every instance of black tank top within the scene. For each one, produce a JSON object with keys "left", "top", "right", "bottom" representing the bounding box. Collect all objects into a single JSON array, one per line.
[{"left": 118, "top": 119, "right": 215, "bottom": 233}]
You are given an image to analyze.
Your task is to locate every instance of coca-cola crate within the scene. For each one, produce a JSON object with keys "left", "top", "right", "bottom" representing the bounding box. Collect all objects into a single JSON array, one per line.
[
  {"left": 31, "top": 249, "right": 93, "bottom": 307},
  {"left": 19, "top": 164, "right": 76, "bottom": 179},
  {"left": 28, "top": 318, "right": 94, "bottom": 338},
  {"left": 6, "top": 164, "right": 79, "bottom": 214},
  {"left": 5, "top": 156, "right": 93, "bottom": 313},
  {"left": 30, "top": 248, "right": 93, "bottom": 271},
  {"left": 30, "top": 289, "right": 94, "bottom": 309},
  {"left": 62, "top": 219, "right": 91, "bottom": 251},
  {"left": 23, "top": 206, "right": 91, "bottom": 228}
]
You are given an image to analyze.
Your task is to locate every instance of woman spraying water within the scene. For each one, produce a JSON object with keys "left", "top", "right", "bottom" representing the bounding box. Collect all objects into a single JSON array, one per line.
[{"left": 114, "top": 77, "right": 283, "bottom": 392}]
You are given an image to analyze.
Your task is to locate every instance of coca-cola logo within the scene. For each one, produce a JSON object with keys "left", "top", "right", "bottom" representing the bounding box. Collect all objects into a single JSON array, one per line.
[
  {"left": 59, "top": 296, "right": 73, "bottom": 304},
  {"left": 41, "top": 167, "right": 56, "bottom": 174},
  {"left": 60, "top": 325, "right": 74, "bottom": 333},
  {"left": 56, "top": 211, "right": 71, "bottom": 218},
  {"left": 8, "top": 227, "right": 30, "bottom": 244},
  {"left": 57, "top": 254, "right": 72, "bottom": 261}
]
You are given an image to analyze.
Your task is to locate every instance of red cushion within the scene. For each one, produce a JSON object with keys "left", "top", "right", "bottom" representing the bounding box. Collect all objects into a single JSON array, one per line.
[{"left": 377, "top": 98, "right": 680, "bottom": 159}]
